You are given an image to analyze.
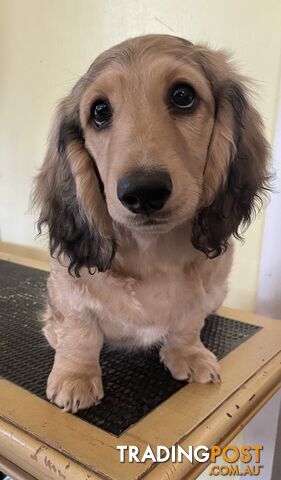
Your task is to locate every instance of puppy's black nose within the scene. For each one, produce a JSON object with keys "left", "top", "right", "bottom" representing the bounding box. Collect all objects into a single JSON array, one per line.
[{"left": 117, "top": 170, "right": 172, "bottom": 214}]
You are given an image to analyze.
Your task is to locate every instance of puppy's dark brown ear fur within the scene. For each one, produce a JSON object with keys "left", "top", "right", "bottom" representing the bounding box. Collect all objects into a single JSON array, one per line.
[
  {"left": 192, "top": 49, "right": 270, "bottom": 257},
  {"left": 33, "top": 96, "right": 115, "bottom": 276}
]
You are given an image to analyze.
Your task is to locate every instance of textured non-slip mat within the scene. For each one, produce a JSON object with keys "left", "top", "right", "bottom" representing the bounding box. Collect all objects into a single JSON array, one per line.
[{"left": 0, "top": 259, "right": 261, "bottom": 435}]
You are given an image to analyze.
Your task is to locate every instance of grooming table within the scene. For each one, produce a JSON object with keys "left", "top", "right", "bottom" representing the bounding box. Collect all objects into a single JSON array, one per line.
[{"left": 0, "top": 245, "right": 281, "bottom": 480}]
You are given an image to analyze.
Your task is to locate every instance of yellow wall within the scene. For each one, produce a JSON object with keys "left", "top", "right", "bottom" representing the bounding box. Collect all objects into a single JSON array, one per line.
[{"left": 1, "top": 0, "right": 281, "bottom": 311}]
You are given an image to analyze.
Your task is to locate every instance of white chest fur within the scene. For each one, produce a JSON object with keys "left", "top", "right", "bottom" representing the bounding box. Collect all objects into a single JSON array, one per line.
[{"left": 54, "top": 228, "right": 232, "bottom": 349}]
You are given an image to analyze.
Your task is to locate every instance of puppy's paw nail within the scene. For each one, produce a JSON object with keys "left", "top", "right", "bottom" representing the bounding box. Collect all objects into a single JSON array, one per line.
[
  {"left": 211, "top": 372, "right": 221, "bottom": 383},
  {"left": 63, "top": 401, "right": 71, "bottom": 412},
  {"left": 50, "top": 395, "right": 56, "bottom": 404}
]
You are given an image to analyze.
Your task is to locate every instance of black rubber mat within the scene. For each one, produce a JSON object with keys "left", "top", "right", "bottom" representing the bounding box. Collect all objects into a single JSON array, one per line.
[{"left": 0, "top": 259, "right": 261, "bottom": 435}]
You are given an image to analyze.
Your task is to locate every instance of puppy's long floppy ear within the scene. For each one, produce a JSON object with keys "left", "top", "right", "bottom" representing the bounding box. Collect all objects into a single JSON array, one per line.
[
  {"left": 33, "top": 95, "right": 115, "bottom": 276},
  {"left": 192, "top": 49, "right": 270, "bottom": 258}
]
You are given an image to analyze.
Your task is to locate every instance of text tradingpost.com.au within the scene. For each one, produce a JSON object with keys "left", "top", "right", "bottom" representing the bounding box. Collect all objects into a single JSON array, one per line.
[{"left": 117, "top": 444, "right": 264, "bottom": 476}]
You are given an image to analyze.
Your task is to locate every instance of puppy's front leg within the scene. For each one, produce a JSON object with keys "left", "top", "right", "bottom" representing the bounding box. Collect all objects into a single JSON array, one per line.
[
  {"left": 160, "top": 318, "right": 221, "bottom": 384},
  {"left": 46, "top": 311, "right": 104, "bottom": 413}
]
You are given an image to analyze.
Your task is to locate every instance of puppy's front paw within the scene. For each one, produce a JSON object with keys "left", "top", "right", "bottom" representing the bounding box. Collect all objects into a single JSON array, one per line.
[
  {"left": 47, "top": 369, "right": 104, "bottom": 413},
  {"left": 160, "top": 344, "right": 221, "bottom": 384}
]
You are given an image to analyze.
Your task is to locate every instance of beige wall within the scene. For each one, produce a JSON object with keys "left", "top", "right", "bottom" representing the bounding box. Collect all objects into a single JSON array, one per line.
[{"left": 1, "top": 0, "right": 281, "bottom": 311}]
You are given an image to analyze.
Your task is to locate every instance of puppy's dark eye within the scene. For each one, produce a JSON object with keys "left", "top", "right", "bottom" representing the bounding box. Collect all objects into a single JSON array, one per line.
[
  {"left": 170, "top": 84, "right": 197, "bottom": 110},
  {"left": 90, "top": 100, "right": 112, "bottom": 129}
]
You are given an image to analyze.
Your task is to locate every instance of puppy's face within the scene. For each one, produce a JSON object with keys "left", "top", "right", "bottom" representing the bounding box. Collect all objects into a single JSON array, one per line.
[
  {"left": 34, "top": 35, "right": 269, "bottom": 275},
  {"left": 80, "top": 47, "right": 215, "bottom": 233}
]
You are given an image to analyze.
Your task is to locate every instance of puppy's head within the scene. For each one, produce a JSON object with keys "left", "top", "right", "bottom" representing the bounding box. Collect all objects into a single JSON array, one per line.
[{"left": 33, "top": 34, "right": 270, "bottom": 275}]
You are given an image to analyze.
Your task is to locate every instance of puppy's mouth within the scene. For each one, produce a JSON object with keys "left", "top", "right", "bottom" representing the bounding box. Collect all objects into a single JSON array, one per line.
[
  {"left": 133, "top": 216, "right": 168, "bottom": 226},
  {"left": 124, "top": 212, "right": 176, "bottom": 233}
]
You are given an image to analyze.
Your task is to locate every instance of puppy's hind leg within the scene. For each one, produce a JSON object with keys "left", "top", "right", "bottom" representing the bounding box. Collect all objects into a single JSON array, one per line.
[{"left": 45, "top": 308, "right": 104, "bottom": 413}]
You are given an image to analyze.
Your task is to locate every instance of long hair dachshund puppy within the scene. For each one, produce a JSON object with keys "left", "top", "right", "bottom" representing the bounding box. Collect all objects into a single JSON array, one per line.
[{"left": 33, "top": 35, "right": 269, "bottom": 413}]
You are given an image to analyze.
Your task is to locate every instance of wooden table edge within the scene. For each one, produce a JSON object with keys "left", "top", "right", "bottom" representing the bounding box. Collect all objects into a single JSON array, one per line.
[{"left": 144, "top": 352, "right": 281, "bottom": 479}]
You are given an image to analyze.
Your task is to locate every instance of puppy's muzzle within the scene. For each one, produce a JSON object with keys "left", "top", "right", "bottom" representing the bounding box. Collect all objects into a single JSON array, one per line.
[{"left": 117, "top": 170, "right": 172, "bottom": 214}]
